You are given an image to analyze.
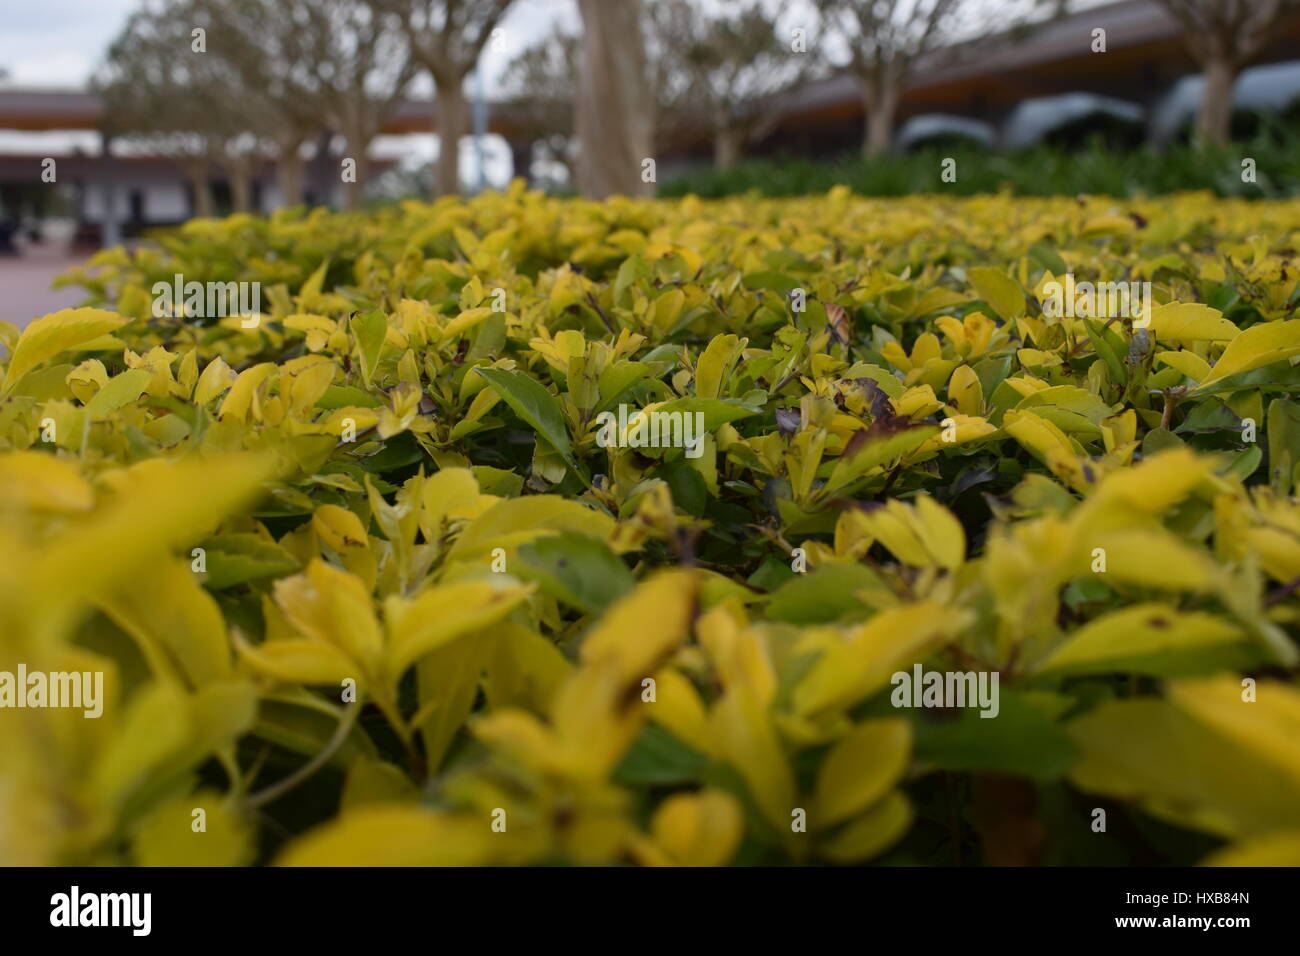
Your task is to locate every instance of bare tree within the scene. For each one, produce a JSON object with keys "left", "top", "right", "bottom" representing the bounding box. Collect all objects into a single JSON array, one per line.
[
  {"left": 651, "top": 0, "right": 809, "bottom": 169},
  {"left": 575, "top": 0, "right": 654, "bottom": 198},
  {"left": 296, "top": 0, "right": 418, "bottom": 209},
  {"left": 99, "top": 0, "right": 330, "bottom": 214},
  {"left": 815, "top": 0, "right": 982, "bottom": 156},
  {"left": 383, "top": 0, "right": 515, "bottom": 197},
  {"left": 184, "top": 4, "right": 271, "bottom": 212},
  {"left": 1157, "top": 0, "right": 1300, "bottom": 145},
  {"left": 96, "top": 1, "right": 228, "bottom": 216},
  {"left": 500, "top": 26, "right": 581, "bottom": 184},
  {"left": 818, "top": 0, "right": 960, "bottom": 157},
  {"left": 202, "top": 0, "right": 326, "bottom": 207}
]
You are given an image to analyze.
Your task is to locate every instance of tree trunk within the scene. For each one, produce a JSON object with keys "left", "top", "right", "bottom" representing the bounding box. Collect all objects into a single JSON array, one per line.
[
  {"left": 186, "top": 163, "right": 213, "bottom": 218},
  {"left": 509, "top": 138, "right": 534, "bottom": 184},
  {"left": 277, "top": 141, "right": 304, "bottom": 207},
  {"left": 575, "top": 0, "right": 654, "bottom": 198},
  {"left": 435, "top": 79, "right": 467, "bottom": 197},
  {"left": 713, "top": 125, "right": 742, "bottom": 169},
  {"left": 1197, "top": 55, "right": 1236, "bottom": 146},
  {"left": 342, "top": 138, "right": 369, "bottom": 211},
  {"left": 862, "top": 77, "right": 899, "bottom": 157},
  {"left": 228, "top": 164, "right": 252, "bottom": 213}
]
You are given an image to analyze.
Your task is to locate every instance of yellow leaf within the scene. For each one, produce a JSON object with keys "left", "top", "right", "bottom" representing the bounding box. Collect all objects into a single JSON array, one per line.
[
  {"left": 695, "top": 334, "right": 746, "bottom": 399},
  {"left": 278, "top": 806, "right": 491, "bottom": 866},
  {"left": 133, "top": 791, "right": 253, "bottom": 866},
  {"left": 89, "top": 683, "right": 191, "bottom": 812},
  {"left": 1035, "top": 604, "right": 1246, "bottom": 677},
  {"left": 791, "top": 603, "right": 966, "bottom": 721},
  {"left": 817, "top": 791, "right": 912, "bottom": 864},
  {"left": 1147, "top": 302, "right": 1238, "bottom": 344},
  {"left": 1083, "top": 447, "right": 1212, "bottom": 520},
  {"left": 814, "top": 719, "right": 911, "bottom": 828},
  {"left": 1167, "top": 675, "right": 1300, "bottom": 793},
  {"left": 0, "top": 451, "right": 93, "bottom": 513},
  {"left": 578, "top": 569, "right": 696, "bottom": 683},
  {"left": 101, "top": 560, "right": 233, "bottom": 687},
  {"left": 194, "top": 355, "right": 237, "bottom": 405},
  {"left": 414, "top": 628, "right": 497, "bottom": 770},
  {"left": 340, "top": 756, "right": 418, "bottom": 810},
  {"left": 697, "top": 604, "right": 777, "bottom": 704},
  {"left": 27, "top": 454, "right": 276, "bottom": 637},
  {"left": 549, "top": 265, "right": 580, "bottom": 317},
  {"left": 1067, "top": 683, "right": 1300, "bottom": 839},
  {"left": 385, "top": 577, "right": 533, "bottom": 676},
  {"left": 1003, "top": 408, "right": 1089, "bottom": 491},
  {"left": 649, "top": 789, "right": 742, "bottom": 866},
  {"left": 3, "top": 307, "right": 127, "bottom": 392},
  {"left": 652, "top": 287, "right": 686, "bottom": 332},
  {"left": 1199, "top": 320, "right": 1300, "bottom": 387},
  {"left": 847, "top": 497, "right": 965, "bottom": 570},
  {"left": 312, "top": 504, "right": 377, "bottom": 590},
  {"left": 1088, "top": 527, "right": 1217, "bottom": 591},
  {"left": 420, "top": 467, "right": 484, "bottom": 539},
  {"left": 1156, "top": 349, "right": 1212, "bottom": 383},
  {"left": 481, "top": 621, "right": 573, "bottom": 714},
  {"left": 445, "top": 495, "right": 615, "bottom": 565},
  {"left": 274, "top": 560, "right": 384, "bottom": 675},
  {"left": 647, "top": 668, "right": 712, "bottom": 755},
  {"left": 237, "top": 637, "right": 358, "bottom": 685},
  {"left": 219, "top": 363, "right": 275, "bottom": 423},
  {"left": 443, "top": 307, "right": 493, "bottom": 341},
  {"left": 947, "top": 364, "right": 982, "bottom": 415},
  {"left": 1202, "top": 830, "right": 1300, "bottom": 866},
  {"left": 711, "top": 686, "right": 795, "bottom": 833}
]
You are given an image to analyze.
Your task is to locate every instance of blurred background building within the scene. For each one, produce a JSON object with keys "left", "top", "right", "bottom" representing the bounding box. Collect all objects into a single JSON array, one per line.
[{"left": 0, "top": 0, "right": 1298, "bottom": 256}]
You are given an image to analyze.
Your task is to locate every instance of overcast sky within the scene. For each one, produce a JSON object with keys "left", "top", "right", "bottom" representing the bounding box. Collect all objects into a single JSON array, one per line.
[
  {"left": 0, "top": 0, "right": 1110, "bottom": 182},
  {"left": 0, "top": 0, "right": 579, "bottom": 91},
  {"left": 0, "top": 0, "right": 584, "bottom": 183}
]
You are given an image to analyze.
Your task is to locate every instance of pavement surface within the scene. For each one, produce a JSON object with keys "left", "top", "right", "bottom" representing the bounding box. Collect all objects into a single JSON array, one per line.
[{"left": 1, "top": 243, "right": 96, "bottom": 329}]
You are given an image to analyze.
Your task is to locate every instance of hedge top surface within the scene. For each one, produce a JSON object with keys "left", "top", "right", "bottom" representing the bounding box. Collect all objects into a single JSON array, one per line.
[{"left": 2, "top": 181, "right": 1300, "bottom": 866}]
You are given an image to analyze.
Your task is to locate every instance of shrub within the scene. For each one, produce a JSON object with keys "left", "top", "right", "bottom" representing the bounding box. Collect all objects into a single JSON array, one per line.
[
  {"left": 2, "top": 181, "right": 1300, "bottom": 866},
  {"left": 660, "top": 132, "right": 1300, "bottom": 200}
]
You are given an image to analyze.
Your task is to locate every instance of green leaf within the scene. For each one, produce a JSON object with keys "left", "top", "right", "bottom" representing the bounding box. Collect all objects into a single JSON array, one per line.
[
  {"left": 515, "top": 531, "right": 634, "bottom": 614},
  {"left": 765, "top": 563, "right": 881, "bottom": 624},
  {"left": 414, "top": 630, "right": 495, "bottom": 772},
  {"left": 474, "top": 365, "right": 578, "bottom": 471},
  {"left": 351, "top": 311, "right": 387, "bottom": 386},
  {"left": 613, "top": 723, "right": 708, "bottom": 786},
  {"left": 648, "top": 395, "right": 764, "bottom": 433},
  {"left": 825, "top": 420, "right": 940, "bottom": 493},
  {"left": 201, "top": 533, "right": 301, "bottom": 590},
  {"left": 910, "top": 690, "right": 1077, "bottom": 782},
  {"left": 1083, "top": 319, "right": 1126, "bottom": 387},
  {"left": 967, "top": 266, "right": 1025, "bottom": 321},
  {"left": 298, "top": 258, "right": 329, "bottom": 301},
  {"left": 1267, "top": 397, "right": 1300, "bottom": 495},
  {"left": 596, "top": 360, "right": 652, "bottom": 413},
  {"left": 317, "top": 384, "right": 384, "bottom": 409}
]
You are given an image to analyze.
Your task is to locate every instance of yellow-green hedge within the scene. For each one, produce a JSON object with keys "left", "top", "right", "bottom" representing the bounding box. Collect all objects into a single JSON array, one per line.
[{"left": 2, "top": 182, "right": 1300, "bottom": 866}]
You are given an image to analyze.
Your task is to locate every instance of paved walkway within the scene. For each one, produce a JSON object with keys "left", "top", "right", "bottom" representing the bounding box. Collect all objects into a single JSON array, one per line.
[{"left": 2, "top": 244, "right": 96, "bottom": 329}]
